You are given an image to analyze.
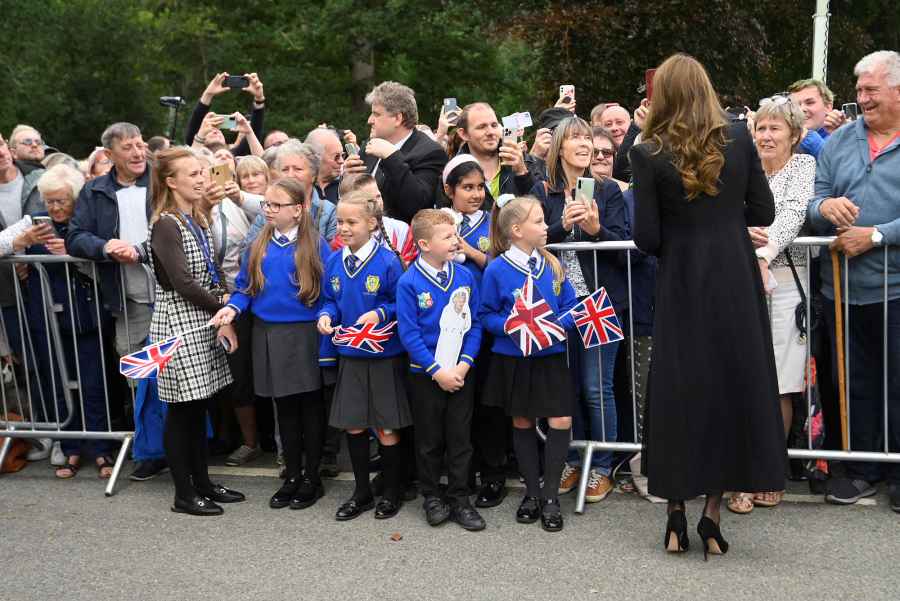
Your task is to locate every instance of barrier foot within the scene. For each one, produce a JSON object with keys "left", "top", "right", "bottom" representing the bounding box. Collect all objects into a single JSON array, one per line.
[
  {"left": 574, "top": 446, "right": 594, "bottom": 515},
  {"left": 0, "top": 430, "right": 13, "bottom": 473},
  {"left": 105, "top": 435, "right": 132, "bottom": 497}
]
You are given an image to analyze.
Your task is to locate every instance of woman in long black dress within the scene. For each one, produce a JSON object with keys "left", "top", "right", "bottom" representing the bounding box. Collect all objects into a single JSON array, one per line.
[{"left": 630, "top": 54, "right": 785, "bottom": 558}]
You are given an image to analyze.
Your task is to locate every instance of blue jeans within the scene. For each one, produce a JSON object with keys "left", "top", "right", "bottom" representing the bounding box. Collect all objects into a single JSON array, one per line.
[{"left": 568, "top": 339, "right": 620, "bottom": 475}]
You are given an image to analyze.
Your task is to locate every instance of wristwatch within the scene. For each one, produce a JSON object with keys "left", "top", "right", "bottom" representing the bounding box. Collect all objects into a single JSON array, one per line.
[{"left": 871, "top": 228, "right": 884, "bottom": 246}]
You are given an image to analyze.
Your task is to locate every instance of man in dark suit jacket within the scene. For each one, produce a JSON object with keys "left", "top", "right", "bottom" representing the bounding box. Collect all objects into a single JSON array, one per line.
[{"left": 344, "top": 81, "right": 447, "bottom": 223}]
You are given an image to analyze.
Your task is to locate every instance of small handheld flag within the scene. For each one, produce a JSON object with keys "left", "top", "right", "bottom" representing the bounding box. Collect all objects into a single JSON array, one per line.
[
  {"left": 504, "top": 275, "right": 566, "bottom": 356},
  {"left": 332, "top": 321, "right": 397, "bottom": 354},
  {"left": 564, "top": 287, "right": 624, "bottom": 349},
  {"left": 119, "top": 335, "right": 182, "bottom": 379}
]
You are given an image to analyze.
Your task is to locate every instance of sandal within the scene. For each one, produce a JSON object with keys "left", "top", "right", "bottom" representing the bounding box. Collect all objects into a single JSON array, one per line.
[
  {"left": 55, "top": 458, "right": 80, "bottom": 479},
  {"left": 752, "top": 491, "right": 784, "bottom": 507},
  {"left": 96, "top": 455, "right": 115, "bottom": 479},
  {"left": 726, "top": 492, "right": 754, "bottom": 514}
]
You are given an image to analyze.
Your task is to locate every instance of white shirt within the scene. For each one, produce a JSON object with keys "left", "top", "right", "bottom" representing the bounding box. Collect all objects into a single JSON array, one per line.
[
  {"left": 115, "top": 184, "right": 151, "bottom": 303},
  {"left": 272, "top": 225, "right": 299, "bottom": 245},
  {"left": 341, "top": 236, "right": 376, "bottom": 263},
  {"left": 504, "top": 244, "right": 543, "bottom": 273},
  {"left": 417, "top": 257, "right": 449, "bottom": 280},
  {"left": 0, "top": 170, "right": 24, "bottom": 227},
  {"left": 210, "top": 198, "right": 251, "bottom": 291}
]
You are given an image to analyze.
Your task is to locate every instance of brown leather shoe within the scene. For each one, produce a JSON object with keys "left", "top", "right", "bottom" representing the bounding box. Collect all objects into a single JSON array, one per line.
[
  {"left": 585, "top": 470, "right": 613, "bottom": 503},
  {"left": 558, "top": 464, "right": 580, "bottom": 495}
]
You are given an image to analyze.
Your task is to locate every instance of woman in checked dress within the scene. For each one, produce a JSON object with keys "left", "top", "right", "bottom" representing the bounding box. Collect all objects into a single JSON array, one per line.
[{"left": 148, "top": 147, "right": 244, "bottom": 516}]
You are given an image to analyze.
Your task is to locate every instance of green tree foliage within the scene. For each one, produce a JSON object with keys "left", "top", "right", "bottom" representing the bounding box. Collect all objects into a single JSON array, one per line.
[{"left": 1, "top": 0, "right": 896, "bottom": 157}]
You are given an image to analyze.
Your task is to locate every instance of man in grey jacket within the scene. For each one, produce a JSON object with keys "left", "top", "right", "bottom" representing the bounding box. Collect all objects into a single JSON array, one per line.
[{"left": 807, "top": 50, "right": 900, "bottom": 512}]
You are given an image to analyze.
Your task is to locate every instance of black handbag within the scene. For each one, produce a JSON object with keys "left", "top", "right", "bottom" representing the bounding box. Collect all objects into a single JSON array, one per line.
[{"left": 784, "top": 252, "right": 822, "bottom": 342}]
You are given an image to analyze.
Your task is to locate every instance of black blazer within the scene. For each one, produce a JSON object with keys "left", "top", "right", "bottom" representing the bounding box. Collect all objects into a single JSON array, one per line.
[{"left": 360, "top": 129, "right": 448, "bottom": 223}]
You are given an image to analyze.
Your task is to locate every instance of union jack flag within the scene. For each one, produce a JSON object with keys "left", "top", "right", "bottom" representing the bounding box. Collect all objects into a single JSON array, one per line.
[
  {"left": 567, "top": 287, "right": 624, "bottom": 349},
  {"left": 119, "top": 335, "right": 182, "bottom": 379},
  {"left": 333, "top": 321, "right": 396, "bottom": 353},
  {"left": 504, "top": 276, "right": 566, "bottom": 356}
]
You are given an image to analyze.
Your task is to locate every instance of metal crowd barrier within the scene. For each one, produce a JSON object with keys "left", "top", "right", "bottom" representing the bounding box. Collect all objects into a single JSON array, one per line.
[
  {"left": 547, "top": 237, "right": 897, "bottom": 513},
  {"left": 0, "top": 255, "right": 155, "bottom": 497}
]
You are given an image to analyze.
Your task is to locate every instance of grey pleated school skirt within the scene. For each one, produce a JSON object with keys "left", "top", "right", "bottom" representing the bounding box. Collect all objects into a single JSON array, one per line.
[
  {"left": 252, "top": 318, "right": 321, "bottom": 398},
  {"left": 329, "top": 355, "right": 412, "bottom": 430}
]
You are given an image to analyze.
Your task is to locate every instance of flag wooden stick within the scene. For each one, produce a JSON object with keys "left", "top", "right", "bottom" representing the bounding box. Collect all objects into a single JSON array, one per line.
[{"left": 831, "top": 248, "right": 849, "bottom": 450}]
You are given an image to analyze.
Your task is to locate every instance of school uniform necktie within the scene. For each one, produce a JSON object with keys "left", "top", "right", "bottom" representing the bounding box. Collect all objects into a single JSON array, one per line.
[
  {"left": 345, "top": 255, "right": 359, "bottom": 273},
  {"left": 277, "top": 235, "right": 289, "bottom": 245},
  {"left": 527, "top": 256, "right": 539, "bottom": 275},
  {"left": 461, "top": 214, "right": 471, "bottom": 233},
  {"left": 437, "top": 270, "right": 449, "bottom": 286}
]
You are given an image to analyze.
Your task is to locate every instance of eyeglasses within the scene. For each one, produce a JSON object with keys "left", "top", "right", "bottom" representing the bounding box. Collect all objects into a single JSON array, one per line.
[
  {"left": 330, "top": 152, "right": 348, "bottom": 162},
  {"left": 17, "top": 138, "right": 43, "bottom": 147},
  {"left": 593, "top": 148, "right": 615, "bottom": 160},
  {"left": 262, "top": 201, "right": 299, "bottom": 213},
  {"left": 758, "top": 94, "right": 792, "bottom": 109},
  {"left": 44, "top": 198, "right": 71, "bottom": 207}
]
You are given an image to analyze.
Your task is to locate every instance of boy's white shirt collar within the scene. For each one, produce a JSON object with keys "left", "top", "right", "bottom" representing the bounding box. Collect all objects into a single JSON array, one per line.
[
  {"left": 505, "top": 244, "right": 542, "bottom": 269},
  {"left": 417, "top": 256, "right": 449, "bottom": 278},
  {"left": 460, "top": 210, "right": 482, "bottom": 226},
  {"left": 272, "top": 225, "right": 299, "bottom": 245},
  {"left": 341, "top": 236, "right": 376, "bottom": 261}
]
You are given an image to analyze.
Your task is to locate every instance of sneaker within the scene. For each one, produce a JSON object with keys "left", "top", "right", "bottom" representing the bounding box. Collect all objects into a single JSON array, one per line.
[
  {"left": 26, "top": 438, "right": 52, "bottom": 461},
  {"left": 50, "top": 441, "right": 66, "bottom": 467},
  {"left": 558, "top": 464, "right": 580, "bottom": 494},
  {"left": 225, "top": 444, "right": 262, "bottom": 466},
  {"left": 889, "top": 484, "right": 900, "bottom": 514},
  {"left": 585, "top": 470, "right": 614, "bottom": 503},
  {"left": 129, "top": 458, "right": 169, "bottom": 481},
  {"left": 825, "top": 477, "right": 877, "bottom": 505}
]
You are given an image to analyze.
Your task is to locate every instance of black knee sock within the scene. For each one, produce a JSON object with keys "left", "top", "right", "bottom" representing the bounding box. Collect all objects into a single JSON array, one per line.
[
  {"left": 380, "top": 442, "right": 402, "bottom": 503},
  {"left": 275, "top": 396, "right": 302, "bottom": 480},
  {"left": 299, "top": 391, "right": 326, "bottom": 484},
  {"left": 346, "top": 431, "right": 372, "bottom": 500},
  {"left": 164, "top": 403, "right": 195, "bottom": 500},
  {"left": 188, "top": 400, "right": 213, "bottom": 491},
  {"left": 542, "top": 427, "right": 570, "bottom": 503},
  {"left": 513, "top": 427, "right": 541, "bottom": 497}
]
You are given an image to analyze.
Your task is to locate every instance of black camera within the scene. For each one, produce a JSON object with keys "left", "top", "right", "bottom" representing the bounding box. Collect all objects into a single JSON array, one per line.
[{"left": 159, "top": 96, "right": 186, "bottom": 108}]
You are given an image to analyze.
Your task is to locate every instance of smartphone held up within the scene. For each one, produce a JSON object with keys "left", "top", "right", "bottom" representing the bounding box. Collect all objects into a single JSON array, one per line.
[{"left": 224, "top": 75, "right": 249, "bottom": 89}]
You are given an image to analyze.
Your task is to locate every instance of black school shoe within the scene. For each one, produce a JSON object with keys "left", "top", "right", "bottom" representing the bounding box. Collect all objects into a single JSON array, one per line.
[
  {"left": 198, "top": 484, "right": 246, "bottom": 504},
  {"left": 129, "top": 459, "right": 169, "bottom": 481},
  {"left": 270, "top": 476, "right": 301, "bottom": 509},
  {"left": 172, "top": 494, "right": 223, "bottom": 516},
  {"left": 516, "top": 496, "right": 541, "bottom": 524},
  {"left": 540, "top": 499, "right": 564, "bottom": 532},
  {"left": 335, "top": 497, "right": 375, "bottom": 521},
  {"left": 475, "top": 481, "right": 507, "bottom": 508},
  {"left": 423, "top": 496, "right": 451, "bottom": 526},
  {"left": 290, "top": 477, "right": 325, "bottom": 510},
  {"left": 451, "top": 503, "right": 486, "bottom": 531},
  {"left": 889, "top": 484, "right": 900, "bottom": 514},
  {"left": 375, "top": 497, "right": 402, "bottom": 519}
]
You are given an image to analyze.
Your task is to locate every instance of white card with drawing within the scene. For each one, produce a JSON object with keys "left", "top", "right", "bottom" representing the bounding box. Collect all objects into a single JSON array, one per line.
[{"left": 435, "top": 287, "right": 472, "bottom": 369}]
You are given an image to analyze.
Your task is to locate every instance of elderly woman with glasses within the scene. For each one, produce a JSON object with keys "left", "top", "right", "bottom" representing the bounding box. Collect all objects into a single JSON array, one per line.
[
  {"left": 590, "top": 126, "right": 629, "bottom": 192},
  {"left": 727, "top": 95, "right": 816, "bottom": 514}
]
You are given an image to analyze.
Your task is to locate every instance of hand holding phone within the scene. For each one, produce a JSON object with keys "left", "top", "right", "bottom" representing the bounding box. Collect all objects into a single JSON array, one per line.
[
  {"left": 210, "top": 162, "right": 233, "bottom": 188},
  {"left": 344, "top": 142, "right": 360, "bottom": 157},
  {"left": 559, "top": 84, "right": 575, "bottom": 101},
  {"left": 224, "top": 75, "right": 250, "bottom": 89},
  {"left": 443, "top": 98, "right": 460, "bottom": 126},
  {"left": 842, "top": 103, "right": 859, "bottom": 121},
  {"left": 219, "top": 115, "right": 238, "bottom": 130},
  {"left": 575, "top": 177, "right": 595, "bottom": 207}
]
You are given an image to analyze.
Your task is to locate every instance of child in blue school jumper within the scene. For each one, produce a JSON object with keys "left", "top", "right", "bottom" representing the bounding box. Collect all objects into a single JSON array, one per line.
[
  {"left": 397, "top": 209, "right": 486, "bottom": 531},
  {"left": 440, "top": 154, "right": 492, "bottom": 287},
  {"left": 478, "top": 194, "right": 579, "bottom": 533},
  {"left": 211, "top": 178, "right": 332, "bottom": 511},
  {"left": 317, "top": 189, "right": 411, "bottom": 522}
]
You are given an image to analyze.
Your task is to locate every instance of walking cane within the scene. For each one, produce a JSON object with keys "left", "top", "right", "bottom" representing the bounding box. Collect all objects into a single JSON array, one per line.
[{"left": 830, "top": 248, "right": 849, "bottom": 450}]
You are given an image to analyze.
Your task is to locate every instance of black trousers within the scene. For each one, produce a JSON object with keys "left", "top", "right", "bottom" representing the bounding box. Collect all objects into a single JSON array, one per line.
[
  {"left": 471, "top": 337, "right": 508, "bottom": 484},
  {"left": 164, "top": 397, "right": 214, "bottom": 500},
  {"left": 271, "top": 390, "right": 327, "bottom": 482},
  {"left": 407, "top": 372, "right": 474, "bottom": 503}
]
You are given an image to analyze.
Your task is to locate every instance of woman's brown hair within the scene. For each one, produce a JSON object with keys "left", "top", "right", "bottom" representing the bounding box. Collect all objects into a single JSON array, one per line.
[
  {"left": 150, "top": 147, "right": 208, "bottom": 227},
  {"left": 643, "top": 53, "right": 728, "bottom": 200},
  {"left": 546, "top": 116, "right": 593, "bottom": 192},
  {"left": 243, "top": 178, "right": 323, "bottom": 305},
  {"left": 489, "top": 195, "right": 564, "bottom": 283}
]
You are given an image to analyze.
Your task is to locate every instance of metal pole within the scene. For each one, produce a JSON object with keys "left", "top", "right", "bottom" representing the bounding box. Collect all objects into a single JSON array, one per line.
[
  {"left": 812, "top": 0, "right": 831, "bottom": 82},
  {"left": 105, "top": 434, "right": 133, "bottom": 497}
]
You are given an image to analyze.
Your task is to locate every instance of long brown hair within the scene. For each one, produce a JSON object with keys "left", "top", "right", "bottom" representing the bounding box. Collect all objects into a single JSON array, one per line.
[
  {"left": 489, "top": 196, "right": 564, "bottom": 283},
  {"left": 546, "top": 116, "right": 593, "bottom": 191},
  {"left": 643, "top": 54, "right": 728, "bottom": 200},
  {"left": 243, "top": 178, "right": 323, "bottom": 305},
  {"left": 150, "top": 147, "right": 208, "bottom": 227}
]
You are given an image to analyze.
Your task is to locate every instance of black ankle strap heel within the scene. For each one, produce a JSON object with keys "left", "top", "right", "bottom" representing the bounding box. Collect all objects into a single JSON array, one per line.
[
  {"left": 697, "top": 516, "right": 729, "bottom": 561},
  {"left": 664, "top": 509, "right": 689, "bottom": 552}
]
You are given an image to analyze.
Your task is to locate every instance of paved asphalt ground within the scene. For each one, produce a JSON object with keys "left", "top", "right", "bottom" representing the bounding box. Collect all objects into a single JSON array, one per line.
[{"left": 3, "top": 456, "right": 898, "bottom": 601}]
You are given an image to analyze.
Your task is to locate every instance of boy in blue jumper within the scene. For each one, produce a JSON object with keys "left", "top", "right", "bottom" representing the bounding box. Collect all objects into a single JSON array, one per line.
[{"left": 397, "top": 209, "right": 486, "bottom": 531}]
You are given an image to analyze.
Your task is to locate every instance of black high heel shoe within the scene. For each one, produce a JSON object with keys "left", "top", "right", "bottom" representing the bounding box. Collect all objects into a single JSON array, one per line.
[
  {"left": 664, "top": 509, "right": 689, "bottom": 552},
  {"left": 697, "top": 516, "right": 729, "bottom": 561}
]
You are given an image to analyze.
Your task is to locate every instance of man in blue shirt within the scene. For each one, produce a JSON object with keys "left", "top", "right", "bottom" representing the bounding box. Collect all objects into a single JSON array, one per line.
[{"left": 805, "top": 51, "right": 900, "bottom": 513}]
